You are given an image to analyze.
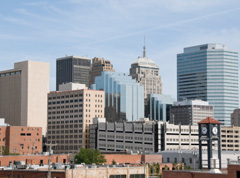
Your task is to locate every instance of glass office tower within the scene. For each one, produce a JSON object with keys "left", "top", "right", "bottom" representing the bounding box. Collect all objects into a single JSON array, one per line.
[
  {"left": 92, "top": 71, "right": 144, "bottom": 122},
  {"left": 177, "top": 43, "right": 239, "bottom": 125}
]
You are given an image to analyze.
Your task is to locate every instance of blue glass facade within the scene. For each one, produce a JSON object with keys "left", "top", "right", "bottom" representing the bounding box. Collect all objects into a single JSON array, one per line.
[
  {"left": 91, "top": 71, "right": 144, "bottom": 122},
  {"left": 148, "top": 94, "right": 174, "bottom": 121},
  {"left": 177, "top": 44, "right": 239, "bottom": 125}
]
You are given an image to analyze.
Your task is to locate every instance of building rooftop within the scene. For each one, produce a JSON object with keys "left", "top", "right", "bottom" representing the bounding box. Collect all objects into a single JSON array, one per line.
[
  {"left": 198, "top": 117, "right": 222, "bottom": 124},
  {"left": 132, "top": 57, "right": 158, "bottom": 68}
]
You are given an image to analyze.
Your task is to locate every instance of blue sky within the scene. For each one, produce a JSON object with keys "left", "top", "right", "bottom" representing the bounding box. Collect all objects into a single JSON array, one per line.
[{"left": 1, "top": 0, "right": 240, "bottom": 98}]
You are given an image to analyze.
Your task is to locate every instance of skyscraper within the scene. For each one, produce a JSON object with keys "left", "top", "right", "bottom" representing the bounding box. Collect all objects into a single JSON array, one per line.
[
  {"left": 130, "top": 46, "right": 162, "bottom": 98},
  {"left": 56, "top": 56, "right": 91, "bottom": 90},
  {"left": 89, "top": 57, "right": 115, "bottom": 86},
  {"left": 177, "top": 43, "right": 239, "bottom": 125},
  {"left": 92, "top": 71, "right": 144, "bottom": 122},
  {"left": 0, "top": 61, "right": 49, "bottom": 135}
]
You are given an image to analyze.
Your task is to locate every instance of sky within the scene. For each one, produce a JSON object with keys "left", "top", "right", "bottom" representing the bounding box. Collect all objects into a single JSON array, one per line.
[{"left": 1, "top": 0, "right": 240, "bottom": 99}]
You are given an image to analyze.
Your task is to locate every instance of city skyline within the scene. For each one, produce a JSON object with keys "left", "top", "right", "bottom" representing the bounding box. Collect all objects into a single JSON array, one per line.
[{"left": 1, "top": 1, "right": 240, "bottom": 98}]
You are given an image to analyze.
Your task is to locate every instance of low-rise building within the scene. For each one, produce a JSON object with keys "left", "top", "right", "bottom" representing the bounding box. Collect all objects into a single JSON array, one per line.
[
  {"left": 0, "top": 165, "right": 148, "bottom": 178},
  {"left": 158, "top": 122, "right": 199, "bottom": 151},
  {"left": 0, "top": 154, "right": 69, "bottom": 166},
  {"left": 0, "top": 119, "right": 42, "bottom": 155},
  {"left": 90, "top": 118, "right": 157, "bottom": 153},
  {"left": 163, "top": 164, "right": 240, "bottom": 178}
]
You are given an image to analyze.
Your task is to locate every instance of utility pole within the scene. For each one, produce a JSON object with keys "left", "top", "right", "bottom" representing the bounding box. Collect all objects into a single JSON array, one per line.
[{"left": 45, "top": 142, "right": 57, "bottom": 178}]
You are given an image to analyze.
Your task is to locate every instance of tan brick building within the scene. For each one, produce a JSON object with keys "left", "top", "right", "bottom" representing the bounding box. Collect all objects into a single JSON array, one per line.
[
  {"left": 0, "top": 165, "right": 148, "bottom": 178},
  {"left": 0, "top": 125, "right": 42, "bottom": 155},
  {"left": 47, "top": 83, "right": 104, "bottom": 153}
]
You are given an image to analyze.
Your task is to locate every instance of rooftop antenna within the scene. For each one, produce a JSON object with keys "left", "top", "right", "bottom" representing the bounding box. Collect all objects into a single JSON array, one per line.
[{"left": 143, "top": 36, "right": 146, "bottom": 58}]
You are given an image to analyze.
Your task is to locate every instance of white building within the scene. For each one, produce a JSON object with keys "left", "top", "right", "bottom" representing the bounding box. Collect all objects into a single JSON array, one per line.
[{"left": 171, "top": 99, "right": 214, "bottom": 125}]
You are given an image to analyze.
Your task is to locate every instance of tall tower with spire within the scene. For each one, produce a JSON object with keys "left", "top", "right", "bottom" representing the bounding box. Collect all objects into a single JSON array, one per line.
[{"left": 129, "top": 40, "right": 162, "bottom": 98}]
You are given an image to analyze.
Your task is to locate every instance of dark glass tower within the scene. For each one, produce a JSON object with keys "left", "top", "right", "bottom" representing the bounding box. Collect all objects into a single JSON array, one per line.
[{"left": 56, "top": 56, "right": 91, "bottom": 90}]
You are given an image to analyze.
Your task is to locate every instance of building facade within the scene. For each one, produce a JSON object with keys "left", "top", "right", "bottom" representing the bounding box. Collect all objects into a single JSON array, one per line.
[
  {"left": 177, "top": 43, "right": 239, "bottom": 125},
  {"left": 231, "top": 109, "right": 240, "bottom": 126},
  {"left": 90, "top": 118, "right": 157, "bottom": 153},
  {"left": 145, "top": 94, "right": 174, "bottom": 121},
  {"left": 0, "top": 119, "right": 42, "bottom": 155},
  {"left": 89, "top": 57, "right": 115, "bottom": 86},
  {"left": 221, "top": 126, "right": 240, "bottom": 151},
  {"left": 0, "top": 61, "right": 49, "bottom": 135},
  {"left": 158, "top": 122, "right": 199, "bottom": 151},
  {"left": 47, "top": 84, "right": 104, "bottom": 153},
  {"left": 130, "top": 46, "right": 162, "bottom": 98},
  {"left": 171, "top": 100, "right": 214, "bottom": 125},
  {"left": 92, "top": 71, "right": 144, "bottom": 122},
  {"left": 56, "top": 56, "right": 91, "bottom": 90}
]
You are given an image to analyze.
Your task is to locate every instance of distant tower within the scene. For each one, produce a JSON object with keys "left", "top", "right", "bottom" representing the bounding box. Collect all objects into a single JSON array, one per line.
[
  {"left": 56, "top": 56, "right": 91, "bottom": 91},
  {"left": 130, "top": 40, "right": 162, "bottom": 98},
  {"left": 198, "top": 117, "right": 222, "bottom": 169},
  {"left": 177, "top": 43, "right": 239, "bottom": 125},
  {"left": 89, "top": 57, "right": 115, "bottom": 87}
]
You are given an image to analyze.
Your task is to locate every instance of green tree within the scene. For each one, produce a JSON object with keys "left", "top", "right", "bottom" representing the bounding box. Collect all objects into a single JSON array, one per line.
[
  {"left": 1, "top": 146, "right": 19, "bottom": 155},
  {"left": 74, "top": 148, "right": 106, "bottom": 165},
  {"left": 156, "top": 162, "right": 160, "bottom": 175},
  {"left": 164, "top": 165, "right": 169, "bottom": 171},
  {"left": 112, "top": 159, "right": 116, "bottom": 165}
]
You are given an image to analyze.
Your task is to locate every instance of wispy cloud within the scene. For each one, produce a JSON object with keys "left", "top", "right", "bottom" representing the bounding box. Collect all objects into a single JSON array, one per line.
[
  {"left": 15, "top": 8, "right": 59, "bottom": 23},
  {"left": 23, "top": 2, "right": 49, "bottom": 6},
  {"left": 79, "top": 7, "right": 240, "bottom": 46}
]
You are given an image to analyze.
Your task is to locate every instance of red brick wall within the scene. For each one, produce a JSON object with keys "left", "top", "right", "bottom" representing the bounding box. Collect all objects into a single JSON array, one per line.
[
  {"left": 162, "top": 171, "right": 228, "bottom": 178},
  {"left": 7, "top": 126, "right": 42, "bottom": 155},
  {"left": 0, "top": 170, "right": 65, "bottom": 178},
  {"left": 104, "top": 154, "right": 142, "bottom": 164},
  {"left": 0, "top": 154, "right": 69, "bottom": 166},
  {"left": 104, "top": 154, "right": 163, "bottom": 164},
  {"left": 142, "top": 154, "right": 162, "bottom": 163}
]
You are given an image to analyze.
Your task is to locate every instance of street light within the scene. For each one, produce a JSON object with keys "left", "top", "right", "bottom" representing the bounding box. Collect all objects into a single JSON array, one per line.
[{"left": 192, "top": 149, "right": 198, "bottom": 170}]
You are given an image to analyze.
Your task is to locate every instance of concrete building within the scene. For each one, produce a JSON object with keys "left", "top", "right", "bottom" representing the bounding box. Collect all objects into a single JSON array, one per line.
[
  {"left": 130, "top": 46, "right": 162, "bottom": 98},
  {"left": 0, "top": 61, "right": 49, "bottom": 135},
  {"left": 158, "top": 122, "right": 199, "bottom": 151},
  {"left": 89, "top": 57, "right": 115, "bottom": 86},
  {"left": 92, "top": 71, "right": 144, "bottom": 122},
  {"left": 231, "top": 109, "right": 240, "bottom": 126},
  {"left": 221, "top": 126, "right": 240, "bottom": 151},
  {"left": 177, "top": 43, "right": 239, "bottom": 125},
  {"left": 90, "top": 118, "right": 157, "bottom": 153},
  {"left": 171, "top": 99, "right": 214, "bottom": 125},
  {"left": 47, "top": 83, "right": 104, "bottom": 153},
  {"left": 145, "top": 94, "right": 174, "bottom": 121},
  {"left": 56, "top": 56, "right": 91, "bottom": 90},
  {"left": 0, "top": 119, "right": 42, "bottom": 155}
]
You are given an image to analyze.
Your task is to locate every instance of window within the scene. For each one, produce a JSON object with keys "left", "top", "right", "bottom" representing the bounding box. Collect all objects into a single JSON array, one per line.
[{"left": 110, "top": 175, "right": 127, "bottom": 178}]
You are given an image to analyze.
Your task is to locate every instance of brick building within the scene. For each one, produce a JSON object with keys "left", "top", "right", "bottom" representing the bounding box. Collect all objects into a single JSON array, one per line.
[
  {"left": 0, "top": 165, "right": 148, "bottom": 178},
  {"left": 163, "top": 164, "right": 240, "bottom": 178},
  {"left": 0, "top": 154, "right": 69, "bottom": 166},
  {"left": 0, "top": 121, "right": 42, "bottom": 155},
  {"left": 47, "top": 83, "right": 105, "bottom": 153}
]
